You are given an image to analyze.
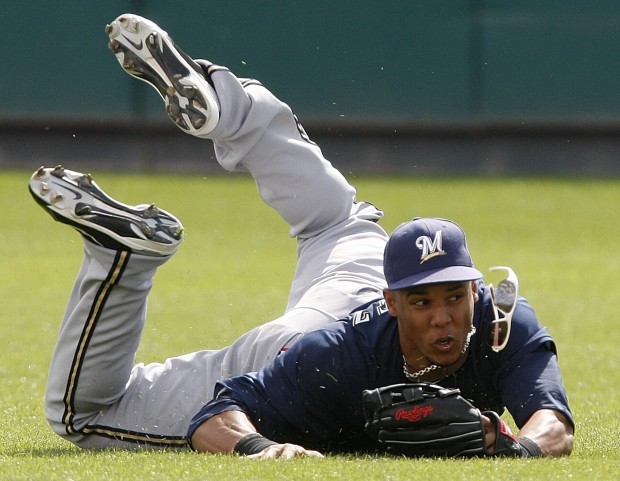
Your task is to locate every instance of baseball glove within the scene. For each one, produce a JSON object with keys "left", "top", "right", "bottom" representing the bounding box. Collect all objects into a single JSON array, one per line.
[{"left": 362, "top": 383, "right": 523, "bottom": 457}]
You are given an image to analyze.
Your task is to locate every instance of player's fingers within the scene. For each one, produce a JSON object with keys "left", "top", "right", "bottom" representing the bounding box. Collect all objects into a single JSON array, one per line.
[
  {"left": 245, "top": 443, "right": 324, "bottom": 459},
  {"left": 481, "top": 414, "right": 496, "bottom": 451},
  {"left": 275, "top": 445, "right": 324, "bottom": 459},
  {"left": 295, "top": 448, "right": 324, "bottom": 459},
  {"left": 245, "top": 444, "right": 291, "bottom": 459}
]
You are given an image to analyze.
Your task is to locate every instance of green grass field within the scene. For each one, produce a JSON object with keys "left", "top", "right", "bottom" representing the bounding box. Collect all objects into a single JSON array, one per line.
[{"left": 1, "top": 169, "right": 618, "bottom": 480}]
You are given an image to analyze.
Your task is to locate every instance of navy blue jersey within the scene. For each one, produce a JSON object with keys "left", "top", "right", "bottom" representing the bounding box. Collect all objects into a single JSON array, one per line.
[{"left": 189, "top": 283, "right": 573, "bottom": 453}]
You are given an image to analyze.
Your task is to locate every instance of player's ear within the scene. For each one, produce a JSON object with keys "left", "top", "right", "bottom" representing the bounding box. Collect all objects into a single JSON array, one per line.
[
  {"left": 383, "top": 289, "right": 398, "bottom": 316},
  {"left": 471, "top": 281, "right": 479, "bottom": 301}
]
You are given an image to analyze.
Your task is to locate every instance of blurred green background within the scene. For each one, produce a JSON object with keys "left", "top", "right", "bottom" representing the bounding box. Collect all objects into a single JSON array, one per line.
[
  {"left": 1, "top": 1, "right": 620, "bottom": 175},
  {"left": 3, "top": 1, "right": 620, "bottom": 123}
]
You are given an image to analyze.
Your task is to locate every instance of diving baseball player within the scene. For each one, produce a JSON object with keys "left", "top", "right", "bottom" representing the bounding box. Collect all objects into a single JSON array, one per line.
[{"left": 30, "top": 14, "right": 573, "bottom": 457}]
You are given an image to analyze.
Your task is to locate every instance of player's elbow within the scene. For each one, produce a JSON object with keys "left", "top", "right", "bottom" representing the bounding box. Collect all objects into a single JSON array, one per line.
[
  {"left": 541, "top": 412, "right": 575, "bottom": 457},
  {"left": 543, "top": 431, "right": 573, "bottom": 457},
  {"left": 554, "top": 430, "right": 574, "bottom": 457},
  {"left": 552, "top": 413, "right": 574, "bottom": 457}
]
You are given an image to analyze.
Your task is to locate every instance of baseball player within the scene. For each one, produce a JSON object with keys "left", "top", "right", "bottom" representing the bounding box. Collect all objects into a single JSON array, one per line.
[{"left": 30, "top": 14, "right": 574, "bottom": 457}]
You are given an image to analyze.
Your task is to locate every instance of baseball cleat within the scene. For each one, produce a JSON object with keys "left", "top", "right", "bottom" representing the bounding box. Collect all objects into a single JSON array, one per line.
[
  {"left": 29, "top": 166, "right": 184, "bottom": 257},
  {"left": 106, "top": 13, "right": 220, "bottom": 136}
]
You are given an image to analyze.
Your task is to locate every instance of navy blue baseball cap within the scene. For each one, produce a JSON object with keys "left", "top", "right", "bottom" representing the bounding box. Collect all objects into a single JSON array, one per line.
[{"left": 383, "top": 217, "right": 483, "bottom": 290}]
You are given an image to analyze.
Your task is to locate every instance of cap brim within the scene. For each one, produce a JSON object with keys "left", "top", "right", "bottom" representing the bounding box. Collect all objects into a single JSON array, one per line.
[{"left": 387, "top": 266, "right": 483, "bottom": 290}]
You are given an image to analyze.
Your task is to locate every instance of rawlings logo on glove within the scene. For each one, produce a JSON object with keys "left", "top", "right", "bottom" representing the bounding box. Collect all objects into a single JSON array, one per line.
[{"left": 394, "top": 405, "right": 434, "bottom": 422}]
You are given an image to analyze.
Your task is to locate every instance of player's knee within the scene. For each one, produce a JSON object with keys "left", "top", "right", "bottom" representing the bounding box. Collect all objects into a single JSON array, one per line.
[
  {"left": 44, "top": 391, "right": 96, "bottom": 448},
  {"left": 45, "top": 412, "right": 114, "bottom": 450}
]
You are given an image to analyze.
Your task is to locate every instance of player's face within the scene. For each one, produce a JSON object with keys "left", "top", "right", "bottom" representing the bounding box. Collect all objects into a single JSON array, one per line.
[{"left": 385, "top": 281, "right": 477, "bottom": 371}]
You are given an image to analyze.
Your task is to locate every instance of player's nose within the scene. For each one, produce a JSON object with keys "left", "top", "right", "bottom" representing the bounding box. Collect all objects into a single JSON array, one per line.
[{"left": 429, "top": 305, "right": 452, "bottom": 328}]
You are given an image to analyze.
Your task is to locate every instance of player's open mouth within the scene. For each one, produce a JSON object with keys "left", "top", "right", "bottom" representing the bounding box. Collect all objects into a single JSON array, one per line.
[{"left": 434, "top": 336, "right": 455, "bottom": 352}]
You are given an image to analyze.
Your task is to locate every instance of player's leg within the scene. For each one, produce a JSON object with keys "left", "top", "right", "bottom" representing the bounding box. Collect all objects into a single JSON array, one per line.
[
  {"left": 107, "top": 13, "right": 359, "bottom": 239},
  {"left": 29, "top": 169, "right": 362, "bottom": 450},
  {"left": 31, "top": 15, "right": 387, "bottom": 452},
  {"left": 106, "top": 13, "right": 388, "bottom": 313},
  {"left": 105, "top": 14, "right": 388, "bottom": 387},
  {"left": 204, "top": 71, "right": 389, "bottom": 315},
  {"left": 30, "top": 167, "right": 193, "bottom": 449}
]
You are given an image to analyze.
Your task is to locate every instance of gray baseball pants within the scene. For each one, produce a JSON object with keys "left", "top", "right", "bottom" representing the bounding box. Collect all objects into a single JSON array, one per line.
[{"left": 45, "top": 65, "right": 388, "bottom": 449}]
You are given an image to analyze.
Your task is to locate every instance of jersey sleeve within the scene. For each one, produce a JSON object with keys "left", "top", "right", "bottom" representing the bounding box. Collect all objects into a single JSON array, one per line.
[
  {"left": 492, "top": 299, "right": 574, "bottom": 429},
  {"left": 188, "top": 322, "right": 374, "bottom": 449}
]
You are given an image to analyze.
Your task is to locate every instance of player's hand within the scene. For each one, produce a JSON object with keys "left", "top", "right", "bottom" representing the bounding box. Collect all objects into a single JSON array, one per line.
[
  {"left": 481, "top": 413, "right": 497, "bottom": 452},
  {"left": 245, "top": 443, "right": 324, "bottom": 459}
]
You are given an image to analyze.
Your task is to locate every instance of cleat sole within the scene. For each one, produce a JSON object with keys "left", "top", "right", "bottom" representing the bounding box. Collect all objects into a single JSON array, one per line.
[
  {"left": 106, "top": 13, "right": 219, "bottom": 136},
  {"left": 29, "top": 166, "right": 183, "bottom": 256}
]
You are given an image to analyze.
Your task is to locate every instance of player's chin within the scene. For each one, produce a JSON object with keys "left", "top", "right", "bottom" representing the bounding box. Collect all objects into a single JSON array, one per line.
[{"left": 429, "top": 340, "right": 463, "bottom": 365}]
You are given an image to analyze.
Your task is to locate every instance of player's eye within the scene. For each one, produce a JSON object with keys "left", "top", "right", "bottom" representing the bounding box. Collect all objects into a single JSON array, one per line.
[{"left": 448, "top": 294, "right": 464, "bottom": 303}]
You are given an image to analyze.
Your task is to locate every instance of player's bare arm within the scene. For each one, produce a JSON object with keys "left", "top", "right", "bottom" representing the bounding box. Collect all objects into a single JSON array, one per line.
[
  {"left": 191, "top": 411, "right": 323, "bottom": 459},
  {"left": 190, "top": 410, "right": 255, "bottom": 453},
  {"left": 516, "top": 409, "right": 574, "bottom": 456}
]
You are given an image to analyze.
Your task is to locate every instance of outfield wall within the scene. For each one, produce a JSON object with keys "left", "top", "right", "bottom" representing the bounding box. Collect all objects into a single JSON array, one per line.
[{"left": 2, "top": 2, "right": 620, "bottom": 174}]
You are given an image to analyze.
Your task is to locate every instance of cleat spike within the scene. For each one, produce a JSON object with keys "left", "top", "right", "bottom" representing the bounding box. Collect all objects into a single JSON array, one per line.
[
  {"left": 51, "top": 193, "right": 64, "bottom": 204},
  {"left": 76, "top": 205, "right": 92, "bottom": 216},
  {"left": 40, "top": 182, "right": 50, "bottom": 194},
  {"left": 51, "top": 165, "right": 65, "bottom": 178},
  {"left": 183, "top": 86, "right": 196, "bottom": 100},
  {"left": 77, "top": 174, "right": 94, "bottom": 188},
  {"left": 144, "top": 204, "right": 159, "bottom": 217},
  {"left": 36, "top": 166, "right": 46, "bottom": 177},
  {"left": 170, "top": 226, "right": 184, "bottom": 239},
  {"left": 140, "top": 223, "right": 154, "bottom": 238},
  {"left": 130, "top": 18, "right": 141, "bottom": 33}
]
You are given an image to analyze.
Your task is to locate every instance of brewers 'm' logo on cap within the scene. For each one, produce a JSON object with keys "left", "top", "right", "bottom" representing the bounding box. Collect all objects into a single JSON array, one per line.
[
  {"left": 383, "top": 217, "right": 482, "bottom": 290},
  {"left": 416, "top": 230, "right": 446, "bottom": 264}
]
